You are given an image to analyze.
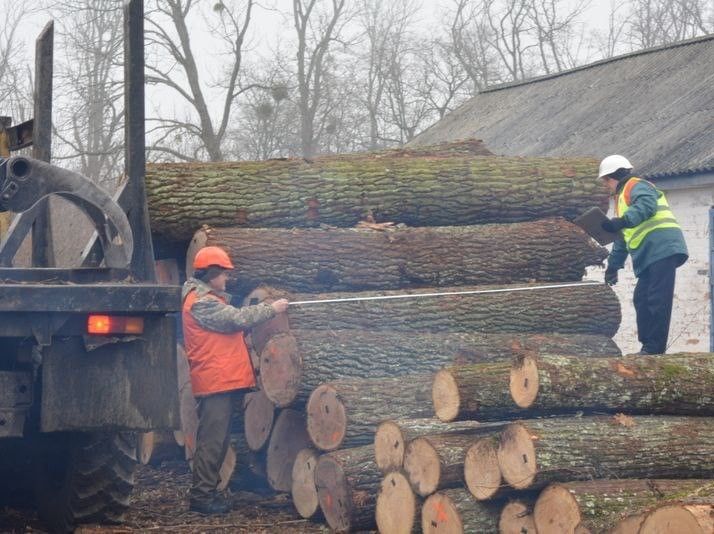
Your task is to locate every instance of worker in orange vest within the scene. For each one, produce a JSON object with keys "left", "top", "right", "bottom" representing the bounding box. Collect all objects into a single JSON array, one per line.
[{"left": 182, "top": 246, "right": 288, "bottom": 514}]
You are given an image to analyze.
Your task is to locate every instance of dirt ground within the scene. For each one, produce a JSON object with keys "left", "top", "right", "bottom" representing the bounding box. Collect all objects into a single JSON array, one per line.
[{"left": 0, "top": 461, "right": 330, "bottom": 533}]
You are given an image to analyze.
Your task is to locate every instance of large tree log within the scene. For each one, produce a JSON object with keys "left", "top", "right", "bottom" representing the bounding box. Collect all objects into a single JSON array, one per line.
[
  {"left": 265, "top": 409, "right": 311, "bottom": 492},
  {"left": 375, "top": 471, "right": 421, "bottom": 534},
  {"left": 306, "top": 375, "right": 434, "bottom": 451},
  {"left": 146, "top": 153, "right": 604, "bottom": 241},
  {"left": 432, "top": 362, "right": 515, "bottom": 422},
  {"left": 421, "top": 489, "right": 502, "bottom": 534},
  {"left": 532, "top": 480, "right": 714, "bottom": 534},
  {"left": 188, "top": 218, "right": 607, "bottom": 293},
  {"left": 499, "top": 500, "right": 537, "bottom": 534},
  {"left": 243, "top": 389, "right": 275, "bottom": 451},
  {"left": 315, "top": 445, "right": 381, "bottom": 532},
  {"left": 402, "top": 425, "right": 506, "bottom": 497},
  {"left": 375, "top": 418, "right": 489, "bottom": 474},
  {"left": 496, "top": 415, "right": 714, "bottom": 492},
  {"left": 638, "top": 502, "right": 714, "bottom": 534},
  {"left": 254, "top": 282, "right": 621, "bottom": 335},
  {"left": 511, "top": 353, "right": 714, "bottom": 416},
  {"left": 259, "top": 328, "right": 621, "bottom": 409}
]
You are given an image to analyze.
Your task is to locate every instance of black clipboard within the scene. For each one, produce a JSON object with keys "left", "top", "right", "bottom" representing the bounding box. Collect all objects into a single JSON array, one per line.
[{"left": 573, "top": 207, "right": 621, "bottom": 246}]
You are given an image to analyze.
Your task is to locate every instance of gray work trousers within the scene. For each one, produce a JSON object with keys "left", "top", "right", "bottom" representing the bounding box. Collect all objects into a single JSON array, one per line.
[{"left": 189, "top": 390, "right": 245, "bottom": 503}]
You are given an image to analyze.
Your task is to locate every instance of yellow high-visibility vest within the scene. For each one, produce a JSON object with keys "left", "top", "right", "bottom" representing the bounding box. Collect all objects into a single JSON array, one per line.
[{"left": 616, "top": 177, "right": 681, "bottom": 250}]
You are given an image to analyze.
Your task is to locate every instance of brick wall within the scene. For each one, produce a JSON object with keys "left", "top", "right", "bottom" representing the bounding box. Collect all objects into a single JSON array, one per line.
[{"left": 587, "top": 186, "right": 713, "bottom": 354}]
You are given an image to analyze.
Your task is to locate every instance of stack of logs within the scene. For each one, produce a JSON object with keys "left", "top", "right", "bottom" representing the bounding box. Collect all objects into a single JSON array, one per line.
[{"left": 139, "top": 140, "right": 711, "bottom": 532}]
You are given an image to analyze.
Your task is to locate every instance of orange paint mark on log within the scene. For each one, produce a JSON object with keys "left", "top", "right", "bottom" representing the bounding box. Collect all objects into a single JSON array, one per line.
[
  {"left": 686, "top": 339, "right": 699, "bottom": 345},
  {"left": 325, "top": 494, "right": 333, "bottom": 508},
  {"left": 613, "top": 362, "right": 637, "bottom": 378},
  {"left": 561, "top": 166, "right": 577, "bottom": 177},
  {"left": 434, "top": 501, "right": 448, "bottom": 523},
  {"left": 331, "top": 431, "right": 341, "bottom": 442},
  {"left": 613, "top": 413, "right": 636, "bottom": 427}
]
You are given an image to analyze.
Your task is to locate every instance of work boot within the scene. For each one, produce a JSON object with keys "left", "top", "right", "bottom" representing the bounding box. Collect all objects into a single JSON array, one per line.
[{"left": 189, "top": 494, "right": 231, "bottom": 515}]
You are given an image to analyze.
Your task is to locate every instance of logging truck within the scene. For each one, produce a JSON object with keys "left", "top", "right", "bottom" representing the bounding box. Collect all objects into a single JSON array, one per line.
[{"left": 0, "top": 2, "right": 180, "bottom": 530}]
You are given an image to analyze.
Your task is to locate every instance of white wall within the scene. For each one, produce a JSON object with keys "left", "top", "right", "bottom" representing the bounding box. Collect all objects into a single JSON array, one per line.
[{"left": 587, "top": 185, "right": 712, "bottom": 354}]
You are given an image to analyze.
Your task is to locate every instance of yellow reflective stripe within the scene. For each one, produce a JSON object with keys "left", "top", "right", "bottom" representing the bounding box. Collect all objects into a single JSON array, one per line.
[{"left": 628, "top": 217, "right": 679, "bottom": 245}]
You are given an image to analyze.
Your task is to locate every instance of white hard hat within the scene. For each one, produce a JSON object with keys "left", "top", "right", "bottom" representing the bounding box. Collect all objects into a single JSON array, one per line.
[{"left": 598, "top": 155, "right": 633, "bottom": 178}]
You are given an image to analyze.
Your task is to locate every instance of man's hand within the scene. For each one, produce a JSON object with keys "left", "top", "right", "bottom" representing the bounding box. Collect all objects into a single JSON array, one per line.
[
  {"left": 604, "top": 268, "right": 618, "bottom": 286},
  {"left": 271, "top": 298, "right": 289, "bottom": 314},
  {"left": 601, "top": 217, "right": 626, "bottom": 233}
]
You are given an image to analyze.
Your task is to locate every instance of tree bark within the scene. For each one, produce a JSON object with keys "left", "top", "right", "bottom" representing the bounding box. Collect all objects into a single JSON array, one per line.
[
  {"left": 375, "top": 419, "right": 488, "bottom": 474},
  {"left": 260, "top": 329, "right": 620, "bottom": 409},
  {"left": 306, "top": 375, "right": 434, "bottom": 451},
  {"left": 533, "top": 480, "right": 714, "bottom": 534},
  {"left": 421, "top": 489, "right": 502, "bottom": 533},
  {"left": 145, "top": 154, "right": 604, "bottom": 241},
  {"left": 291, "top": 448, "right": 322, "bottom": 519},
  {"left": 315, "top": 444, "right": 381, "bottom": 532},
  {"left": 376, "top": 471, "right": 421, "bottom": 534},
  {"left": 432, "top": 362, "right": 516, "bottom": 422},
  {"left": 496, "top": 416, "right": 714, "bottom": 492},
  {"left": 265, "top": 409, "right": 311, "bottom": 492},
  {"left": 264, "top": 283, "right": 621, "bottom": 335},
  {"left": 511, "top": 353, "right": 714, "bottom": 416},
  {"left": 188, "top": 218, "right": 607, "bottom": 294},
  {"left": 402, "top": 425, "right": 506, "bottom": 497}
]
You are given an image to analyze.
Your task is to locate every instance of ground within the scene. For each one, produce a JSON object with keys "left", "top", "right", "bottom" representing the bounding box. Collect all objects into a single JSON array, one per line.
[{"left": 0, "top": 461, "right": 328, "bottom": 533}]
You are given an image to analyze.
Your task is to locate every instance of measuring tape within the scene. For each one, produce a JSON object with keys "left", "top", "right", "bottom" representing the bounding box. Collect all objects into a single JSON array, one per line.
[{"left": 288, "top": 281, "right": 602, "bottom": 306}]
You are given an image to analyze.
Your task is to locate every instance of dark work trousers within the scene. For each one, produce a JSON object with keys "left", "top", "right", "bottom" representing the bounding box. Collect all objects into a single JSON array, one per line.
[
  {"left": 633, "top": 255, "right": 680, "bottom": 354},
  {"left": 190, "top": 390, "right": 245, "bottom": 504}
]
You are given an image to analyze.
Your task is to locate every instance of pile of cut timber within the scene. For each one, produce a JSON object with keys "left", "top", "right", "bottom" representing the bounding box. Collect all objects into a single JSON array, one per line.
[{"left": 146, "top": 141, "right": 713, "bottom": 532}]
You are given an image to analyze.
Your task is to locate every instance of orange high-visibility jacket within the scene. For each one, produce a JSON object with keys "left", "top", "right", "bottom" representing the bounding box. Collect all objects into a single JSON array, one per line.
[{"left": 182, "top": 290, "right": 256, "bottom": 396}]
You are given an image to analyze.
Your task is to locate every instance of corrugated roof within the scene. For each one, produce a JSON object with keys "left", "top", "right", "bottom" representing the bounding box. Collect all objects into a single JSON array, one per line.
[{"left": 410, "top": 34, "right": 714, "bottom": 179}]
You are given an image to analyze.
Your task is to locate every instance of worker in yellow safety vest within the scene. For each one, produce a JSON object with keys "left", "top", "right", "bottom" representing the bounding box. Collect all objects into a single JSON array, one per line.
[{"left": 599, "top": 155, "right": 688, "bottom": 355}]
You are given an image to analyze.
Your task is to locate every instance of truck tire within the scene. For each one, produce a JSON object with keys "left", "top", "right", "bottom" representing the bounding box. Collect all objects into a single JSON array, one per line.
[{"left": 33, "top": 432, "right": 137, "bottom": 533}]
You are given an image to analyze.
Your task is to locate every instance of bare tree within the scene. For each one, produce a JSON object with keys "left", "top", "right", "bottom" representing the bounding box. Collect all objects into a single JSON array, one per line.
[
  {"left": 449, "top": 0, "right": 500, "bottom": 91},
  {"left": 0, "top": 4, "right": 34, "bottom": 122},
  {"left": 417, "top": 38, "right": 471, "bottom": 120},
  {"left": 145, "top": 0, "right": 256, "bottom": 161},
  {"left": 625, "top": 0, "right": 712, "bottom": 48},
  {"left": 51, "top": 0, "right": 124, "bottom": 186},
  {"left": 292, "top": 0, "right": 350, "bottom": 158},
  {"left": 357, "top": 0, "right": 419, "bottom": 149},
  {"left": 528, "top": 0, "right": 590, "bottom": 73},
  {"left": 592, "top": 0, "right": 630, "bottom": 58}
]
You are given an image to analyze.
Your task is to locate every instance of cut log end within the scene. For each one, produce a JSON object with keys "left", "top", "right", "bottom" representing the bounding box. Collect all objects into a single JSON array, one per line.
[
  {"left": 421, "top": 492, "right": 463, "bottom": 534},
  {"left": 533, "top": 484, "right": 581, "bottom": 534},
  {"left": 374, "top": 421, "right": 406, "bottom": 474},
  {"left": 499, "top": 501, "right": 536, "bottom": 534},
  {"left": 137, "top": 432, "right": 155, "bottom": 465},
  {"left": 403, "top": 437, "right": 440, "bottom": 497},
  {"left": 217, "top": 444, "right": 236, "bottom": 492},
  {"left": 432, "top": 369, "right": 460, "bottom": 422},
  {"left": 315, "top": 455, "right": 352, "bottom": 532},
  {"left": 259, "top": 333, "right": 301, "bottom": 408},
  {"left": 291, "top": 448, "right": 320, "bottom": 519},
  {"left": 306, "top": 384, "right": 347, "bottom": 451},
  {"left": 510, "top": 356, "right": 539, "bottom": 408},
  {"left": 610, "top": 514, "right": 645, "bottom": 534},
  {"left": 464, "top": 438, "right": 502, "bottom": 501},
  {"left": 266, "top": 409, "right": 310, "bottom": 492},
  {"left": 497, "top": 423, "right": 536, "bottom": 490},
  {"left": 639, "top": 504, "right": 704, "bottom": 534},
  {"left": 376, "top": 471, "right": 417, "bottom": 534},
  {"left": 244, "top": 390, "right": 275, "bottom": 451}
]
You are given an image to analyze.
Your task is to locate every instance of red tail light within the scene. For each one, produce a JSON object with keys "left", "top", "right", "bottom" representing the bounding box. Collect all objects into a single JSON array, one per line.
[{"left": 87, "top": 315, "right": 144, "bottom": 335}]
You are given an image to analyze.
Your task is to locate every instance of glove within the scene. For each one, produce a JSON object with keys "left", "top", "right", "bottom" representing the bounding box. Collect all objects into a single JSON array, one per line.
[
  {"left": 604, "top": 268, "right": 618, "bottom": 286},
  {"left": 601, "top": 217, "right": 626, "bottom": 233}
]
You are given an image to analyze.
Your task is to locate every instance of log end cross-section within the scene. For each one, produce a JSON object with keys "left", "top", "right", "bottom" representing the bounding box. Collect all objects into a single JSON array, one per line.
[
  {"left": 306, "top": 384, "right": 348, "bottom": 451},
  {"left": 259, "top": 333, "right": 301, "bottom": 408},
  {"left": 375, "top": 471, "right": 418, "bottom": 534},
  {"left": 266, "top": 409, "right": 310, "bottom": 492},
  {"left": 510, "top": 356, "right": 539, "bottom": 408},
  {"left": 639, "top": 504, "right": 705, "bottom": 534},
  {"left": 374, "top": 421, "right": 407, "bottom": 474},
  {"left": 291, "top": 448, "right": 320, "bottom": 519},
  {"left": 497, "top": 423, "right": 537, "bottom": 490},
  {"left": 403, "top": 437, "right": 442, "bottom": 497},
  {"left": 464, "top": 438, "right": 502, "bottom": 501},
  {"left": 533, "top": 484, "right": 582, "bottom": 534},
  {"left": 499, "top": 501, "right": 537, "bottom": 534},
  {"left": 243, "top": 389, "right": 275, "bottom": 451},
  {"left": 432, "top": 369, "right": 461, "bottom": 422},
  {"left": 421, "top": 492, "right": 464, "bottom": 534}
]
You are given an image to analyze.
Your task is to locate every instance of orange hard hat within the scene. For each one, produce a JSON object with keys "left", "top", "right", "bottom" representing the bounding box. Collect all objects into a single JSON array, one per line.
[{"left": 193, "top": 246, "right": 235, "bottom": 270}]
